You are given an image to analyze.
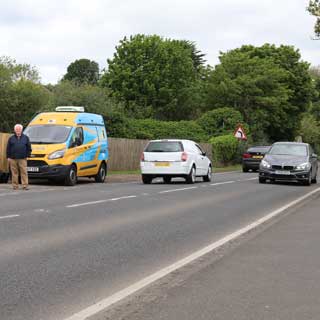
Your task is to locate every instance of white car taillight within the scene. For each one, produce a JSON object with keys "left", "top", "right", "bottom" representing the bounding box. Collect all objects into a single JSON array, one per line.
[
  {"left": 140, "top": 152, "right": 145, "bottom": 161},
  {"left": 181, "top": 152, "right": 188, "bottom": 162}
]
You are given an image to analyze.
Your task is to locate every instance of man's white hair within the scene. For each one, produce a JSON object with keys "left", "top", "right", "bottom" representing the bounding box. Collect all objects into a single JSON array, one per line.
[{"left": 14, "top": 124, "right": 23, "bottom": 131}]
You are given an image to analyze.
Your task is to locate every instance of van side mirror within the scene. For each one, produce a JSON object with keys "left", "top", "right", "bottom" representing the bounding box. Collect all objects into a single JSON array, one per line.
[
  {"left": 202, "top": 151, "right": 207, "bottom": 156},
  {"left": 312, "top": 153, "right": 318, "bottom": 159}
]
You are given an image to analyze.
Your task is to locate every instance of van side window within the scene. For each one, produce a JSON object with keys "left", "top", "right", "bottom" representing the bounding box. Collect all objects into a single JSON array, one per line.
[{"left": 69, "top": 127, "right": 83, "bottom": 148}]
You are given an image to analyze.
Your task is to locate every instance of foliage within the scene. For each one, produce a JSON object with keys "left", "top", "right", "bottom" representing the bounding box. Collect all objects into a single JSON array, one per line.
[
  {"left": 206, "top": 44, "right": 314, "bottom": 141},
  {"left": 125, "top": 118, "right": 208, "bottom": 142},
  {"left": 307, "top": 0, "right": 320, "bottom": 38},
  {"left": 100, "top": 34, "right": 206, "bottom": 120},
  {"left": 63, "top": 59, "right": 100, "bottom": 85},
  {"left": 197, "top": 107, "right": 244, "bottom": 137},
  {"left": 47, "top": 80, "right": 124, "bottom": 116},
  {"left": 209, "top": 135, "right": 239, "bottom": 165},
  {"left": 299, "top": 113, "right": 320, "bottom": 153},
  {"left": 0, "top": 58, "right": 50, "bottom": 132}
]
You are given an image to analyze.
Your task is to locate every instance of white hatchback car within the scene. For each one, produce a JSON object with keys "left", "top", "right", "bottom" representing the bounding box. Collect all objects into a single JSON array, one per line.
[{"left": 140, "top": 139, "right": 212, "bottom": 184}]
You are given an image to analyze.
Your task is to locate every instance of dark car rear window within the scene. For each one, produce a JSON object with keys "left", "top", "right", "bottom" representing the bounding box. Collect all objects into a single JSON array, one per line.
[
  {"left": 248, "top": 146, "right": 270, "bottom": 153},
  {"left": 145, "top": 141, "right": 184, "bottom": 152}
]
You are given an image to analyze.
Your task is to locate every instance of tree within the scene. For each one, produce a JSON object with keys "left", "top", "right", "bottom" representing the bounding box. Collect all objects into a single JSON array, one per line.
[
  {"left": 100, "top": 34, "right": 206, "bottom": 120},
  {"left": 0, "top": 57, "right": 50, "bottom": 132},
  {"left": 47, "top": 80, "right": 124, "bottom": 117},
  {"left": 63, "top": 59, "right": 99, "bottom": 85},
  {"left": 307, "top": 0, "right": 320, "bottom": 38},
  {"left": 299, "top": 113, "right": 320, "bottom": 152},
  {"left": 206, "top": 44, "right": 314, "bottom": 141}
]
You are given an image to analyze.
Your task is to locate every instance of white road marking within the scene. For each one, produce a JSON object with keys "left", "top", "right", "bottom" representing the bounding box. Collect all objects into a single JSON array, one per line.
[
  {"left": 64, "top": 186, "right": 320, "bottom": 320},
  {"left": 239, "top": 177, "right": 258, "bottom": 181},
  {"left": 0, "top": 214, "right": 20, "bottom": 220},
  {"left": 158, "top": 187, "right": 198, "bottom": 194},
  {"left": 66, "top": 195, "right": 137, "bottom": 208},
  {"left": 214, "top": 170, "right": 241, "bottom": 175},
  {"left": 210, "top": 181, "right": 235, "bottom": 186}
]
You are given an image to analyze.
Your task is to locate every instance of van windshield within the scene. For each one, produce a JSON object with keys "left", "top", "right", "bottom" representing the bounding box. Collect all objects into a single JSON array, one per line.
[{"left": 24, "top": 125, "right": 72, "bottom": 144}]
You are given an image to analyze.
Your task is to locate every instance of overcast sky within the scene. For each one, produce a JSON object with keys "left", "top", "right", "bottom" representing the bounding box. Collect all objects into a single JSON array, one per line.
[{"left": 0, "top": 0, "right": 318, "bottom": 84}]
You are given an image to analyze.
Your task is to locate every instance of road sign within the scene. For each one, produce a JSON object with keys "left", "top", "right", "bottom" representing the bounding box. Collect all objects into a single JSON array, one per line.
[{"left": 234, "top": 125, "right": 247, "bottom": 140}]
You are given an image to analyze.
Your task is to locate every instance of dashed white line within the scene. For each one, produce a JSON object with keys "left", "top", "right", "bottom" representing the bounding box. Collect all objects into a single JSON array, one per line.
[
  {"left": 64, "top": 186, "right": 320, "bottom": 320},
  {"left": 66, "top": 195, "right": 137, "bottom": 208},
  {"left": 0, "top": 214, "right": 20, "bottom": 220},
  {"left": 158, "top": 186, "right": 198, "bottom": 194}
]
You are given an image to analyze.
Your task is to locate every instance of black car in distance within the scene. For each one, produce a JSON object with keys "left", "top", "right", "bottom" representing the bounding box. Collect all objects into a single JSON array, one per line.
[
  {"left": 242, "top": 146, "right": 270, "bottom": 172},
  {"left": 259, "top": 142, "right": 318, "bottom": 186}
]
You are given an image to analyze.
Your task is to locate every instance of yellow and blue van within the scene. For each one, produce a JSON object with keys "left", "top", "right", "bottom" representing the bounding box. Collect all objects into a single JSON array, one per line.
[{"left": 24, "top": 106, "right": 108, "bottom": 186}]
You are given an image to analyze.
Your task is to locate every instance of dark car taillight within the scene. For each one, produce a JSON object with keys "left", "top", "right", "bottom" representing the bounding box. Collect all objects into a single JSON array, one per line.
[{"left": 243, "top": 153, "right": 252, "bottom": 159}]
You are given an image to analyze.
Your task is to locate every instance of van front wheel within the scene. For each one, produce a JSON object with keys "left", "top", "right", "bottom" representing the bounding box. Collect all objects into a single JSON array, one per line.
[
  {"left": 65, "top": 164, "right": 77, "bottom": 186},
  {"left": 95, "top": 163, "right": 107, "bottom": 183}
]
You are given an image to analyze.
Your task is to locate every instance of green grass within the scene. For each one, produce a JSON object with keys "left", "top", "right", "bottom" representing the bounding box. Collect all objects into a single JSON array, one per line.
[
  {"left": 214, "top": 164, "right": 242, "bottom": 173},
  {"left": 109, "top": 164, "right": 242, "bottom": 175}
]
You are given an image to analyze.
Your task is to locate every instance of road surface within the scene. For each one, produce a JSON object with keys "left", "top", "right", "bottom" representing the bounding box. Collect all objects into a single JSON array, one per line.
[{"left": 0, "top": 171, "right": 319, "bottom": 320}]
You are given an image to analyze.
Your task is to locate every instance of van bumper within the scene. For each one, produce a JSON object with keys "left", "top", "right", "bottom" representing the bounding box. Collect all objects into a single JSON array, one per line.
[{"left": 27, "top": 164, "right": 71, "bottom": 179}]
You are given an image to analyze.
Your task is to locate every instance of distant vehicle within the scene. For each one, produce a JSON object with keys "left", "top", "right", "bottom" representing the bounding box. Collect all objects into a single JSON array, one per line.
[
  {"left": 24, "top": 106, "right": 108, "bottom": 186},
  {"left": 140, "top": 139, "right": 212, "bottom": 184},
  {"left": 242, "top": 146, "right": 270, "bottom": 172},
  {"left": 259, "top": 142, "right": 318, "bottom": 186}
]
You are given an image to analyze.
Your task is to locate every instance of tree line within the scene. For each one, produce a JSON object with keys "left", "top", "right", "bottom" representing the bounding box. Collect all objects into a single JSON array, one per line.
[{"left": 1, "top": 32, "right": 320, "bottom": 161}]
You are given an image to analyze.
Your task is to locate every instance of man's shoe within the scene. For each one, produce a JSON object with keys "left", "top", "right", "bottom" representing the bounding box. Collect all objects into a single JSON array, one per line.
[{"left": 23, "top": 187, "right": 29, "bottom": 190}]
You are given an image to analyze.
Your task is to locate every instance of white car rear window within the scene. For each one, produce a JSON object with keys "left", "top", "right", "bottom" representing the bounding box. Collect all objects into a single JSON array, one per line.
[{"left": 145, "top": 141, "right": 184, "bottom": 152}]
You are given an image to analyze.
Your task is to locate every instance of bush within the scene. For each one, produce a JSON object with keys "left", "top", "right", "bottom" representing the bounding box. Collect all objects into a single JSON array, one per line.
[
  {"left": 210, "top": 134, "right": 239, "bottom": 165},
  {"left": 197, "top": 107, "right": 244, "bottom": 137},
  {"left": 127, "top": 119, "right": 208, "bottom": 142}
]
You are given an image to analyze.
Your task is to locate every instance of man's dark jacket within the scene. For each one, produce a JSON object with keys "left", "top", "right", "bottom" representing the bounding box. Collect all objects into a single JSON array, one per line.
[{"left": 6, "top": 134, "right": 32, "bottom": 159}]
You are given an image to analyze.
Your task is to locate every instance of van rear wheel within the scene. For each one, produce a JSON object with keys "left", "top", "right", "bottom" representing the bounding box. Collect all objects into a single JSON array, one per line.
[
  {"left": 95, "top": 163, "right": 107, "bottom": 183},
  {"left": 65, "top": 164, "right": 77, "bottom": 186}
]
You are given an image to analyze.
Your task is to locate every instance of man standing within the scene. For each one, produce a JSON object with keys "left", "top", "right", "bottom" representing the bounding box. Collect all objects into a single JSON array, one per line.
[{"left": 6, "top": 124, "right": 32, "bottom": 190}]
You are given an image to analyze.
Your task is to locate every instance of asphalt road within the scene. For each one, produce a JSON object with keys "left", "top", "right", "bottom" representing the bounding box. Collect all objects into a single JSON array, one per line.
[{"left": 0, "top": 171, "right": 319, "bottom": 320}]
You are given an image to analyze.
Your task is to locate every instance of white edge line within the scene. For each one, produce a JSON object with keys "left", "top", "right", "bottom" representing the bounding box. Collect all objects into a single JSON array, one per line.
[
  {"left": 66, "top": 195, "right": 137, "bottom": 208},
  {"left": 64, "top": 186, "right": 320, "bottom": 320},
  {"left": 158, "top": 187, "right": 198, "bottom": 194},
  {"left": 0, "top": 214, "right": 20, "bottom": 220},
  {"left": 210, "top": 181, "right": 235, "bottom": 186}
]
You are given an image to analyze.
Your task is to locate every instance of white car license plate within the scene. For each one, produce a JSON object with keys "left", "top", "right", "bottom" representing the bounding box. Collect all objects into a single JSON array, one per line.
[
  {"left": 275, "top": 170, "right": 291, "bottom": 175},
  {"left": 154, "top": 162, "right": 170, "bottom": 167},
  {"left": 27, "top": 167, "right": 39, "bottom": 172}
]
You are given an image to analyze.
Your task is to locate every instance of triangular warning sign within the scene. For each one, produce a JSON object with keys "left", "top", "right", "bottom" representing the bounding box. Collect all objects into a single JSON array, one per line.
[{"left": 234, "top": 125, "right": 247, "bottom": 140}]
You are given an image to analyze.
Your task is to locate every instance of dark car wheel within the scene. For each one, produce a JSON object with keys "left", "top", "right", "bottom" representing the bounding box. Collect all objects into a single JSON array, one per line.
[
  {"left": 142, "top": 174, "right": 152, "bottom": 184},
  {"left": 163, "top": 176, "right": 171, "bottom": 184},
  {"left": 311, "top": 172, "right": 317, "bottom": 184},
  {"left": 95, "top": 162, "right": 107, "bottom": 183},
  {"left": 302, "top": 172, "right": 312, "bottom": 186},
  {"left": 259, "top": 177, "right": 266, "bottom": 184},
  {"left": 242, "top": 166, "right": 249, "bottom": 173}
]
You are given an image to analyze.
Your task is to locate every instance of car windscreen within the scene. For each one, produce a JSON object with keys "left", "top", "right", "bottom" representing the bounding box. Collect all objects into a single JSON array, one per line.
[
  {"left": 269, "top": 144, "right": 308, "bottom": 156},
  {"left": 145, "top": 141, "right": 184, "bottom": 152},
  {"left": 24, "top": 125, "right": 72, "bottom": 144},
  {"left": 248, "top": 147, "right": 270, "bottom": 153}
]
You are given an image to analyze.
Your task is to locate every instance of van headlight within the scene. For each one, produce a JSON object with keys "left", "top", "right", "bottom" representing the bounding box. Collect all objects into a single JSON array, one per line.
[
  {"left": 295, "top": 162, "right": 311, "bottom": 170},
  {"left": 48, "top": 149, "right": 66, "bottom": 160},
  {"left": 261, "top": 159, "right": 271, "bottom": 169}
]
